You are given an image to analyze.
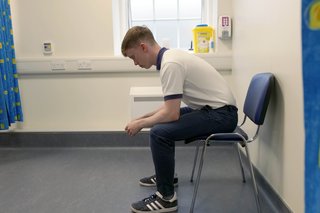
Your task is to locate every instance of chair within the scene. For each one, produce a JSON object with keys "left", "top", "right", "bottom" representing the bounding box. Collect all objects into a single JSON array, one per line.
[{"left": 186, "top": 72, "right": 275, "bottom": 213}]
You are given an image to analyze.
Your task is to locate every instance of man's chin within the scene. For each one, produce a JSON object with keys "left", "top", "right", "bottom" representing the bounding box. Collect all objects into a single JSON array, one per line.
[{"left": 142, "top": 65, "right": 153, "bottom": 69}]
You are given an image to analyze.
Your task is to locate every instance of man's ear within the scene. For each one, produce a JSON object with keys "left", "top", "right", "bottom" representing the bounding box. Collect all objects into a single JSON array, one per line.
[{"left": 140, "top": 43, "right": 148, "bottom": 52}]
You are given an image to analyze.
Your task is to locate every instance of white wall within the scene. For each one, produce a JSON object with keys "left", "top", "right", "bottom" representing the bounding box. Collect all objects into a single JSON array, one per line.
[
  {"left": 11, "top": 0, "right": 114, "bottom": 58},
  {"left": 17, "top": 73, "right": 161, "bottom": 131},
  {"left": 10, "top": 0, "right": 234, "bottom": 132},
  {"left": 232, "top": 0, "right": 304, "bottom": 212}
]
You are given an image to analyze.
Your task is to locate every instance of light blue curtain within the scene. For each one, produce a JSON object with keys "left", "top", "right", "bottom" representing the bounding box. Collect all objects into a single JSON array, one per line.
[{"left": 0, "top": 0, "right": 23, "bottom": 130}]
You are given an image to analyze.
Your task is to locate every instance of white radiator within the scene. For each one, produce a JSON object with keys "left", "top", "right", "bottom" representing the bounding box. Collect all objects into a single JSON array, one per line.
[{"left": 129, "top": 87, "right": 163, "bottom": 119}]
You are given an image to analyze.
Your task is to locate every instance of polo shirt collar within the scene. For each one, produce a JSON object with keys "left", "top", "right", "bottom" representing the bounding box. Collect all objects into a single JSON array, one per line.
[{"left": 156, "top": 47, "right": 168, "bottom": 71}]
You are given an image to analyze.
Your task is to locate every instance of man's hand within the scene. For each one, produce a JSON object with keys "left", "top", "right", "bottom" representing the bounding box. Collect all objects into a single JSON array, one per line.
[
  {"left": 124, "top": 98, "right": 181, "bottom": 136},
  {"left": 125, "top": 120, "right": 143, "bottom": 136}
]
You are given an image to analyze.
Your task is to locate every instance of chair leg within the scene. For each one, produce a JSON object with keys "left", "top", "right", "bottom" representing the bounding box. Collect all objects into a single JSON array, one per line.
[
  {"left": 234, "top": 143, "right": 246, "bottom": 183},
  {"left": 189, "top": 139, "right": 209, "bottom": 213},
  {"left": 244, "top": 144, "right": 261, "bottom": 213},
  {"left": 190, "top": 141, "right": 200, "bottom": 182}
]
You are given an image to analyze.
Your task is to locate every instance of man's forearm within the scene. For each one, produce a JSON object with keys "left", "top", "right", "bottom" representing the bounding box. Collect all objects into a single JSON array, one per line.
[
  {"left": 134, "top": 105, "right": 164, "bottom": 120},
  {"left": 141, "top": 98, "right": 182, "bottom": 128}
]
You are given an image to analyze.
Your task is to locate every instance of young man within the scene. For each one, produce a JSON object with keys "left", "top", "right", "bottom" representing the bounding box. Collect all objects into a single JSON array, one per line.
[{"left": 122, "top": 26, "right": 238, "bottom": 213}]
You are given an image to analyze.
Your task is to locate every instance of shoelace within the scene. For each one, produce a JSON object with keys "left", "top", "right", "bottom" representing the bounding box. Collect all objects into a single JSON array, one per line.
[{"left": 143, "top": 194, "right": 157, "bottom": 203}]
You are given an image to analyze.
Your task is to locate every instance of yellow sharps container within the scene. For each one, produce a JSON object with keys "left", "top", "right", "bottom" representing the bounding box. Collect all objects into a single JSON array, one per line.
[
  {"left": 309, "top": 1, "right": 320, "bottom": 29},
  {"left": 192, "top": 24, "right": 214, "bottom": 53}
]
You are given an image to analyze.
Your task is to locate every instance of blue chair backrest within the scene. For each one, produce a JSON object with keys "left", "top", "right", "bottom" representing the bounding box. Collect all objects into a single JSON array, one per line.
[{"left": 243, "top": 73, "right": 274, "bottom": 125}]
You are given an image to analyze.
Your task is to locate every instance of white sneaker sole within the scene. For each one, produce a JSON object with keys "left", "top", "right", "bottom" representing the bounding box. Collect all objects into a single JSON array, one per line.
[{"left": 131, "top": 206, "right": 178, "bottom": 213}]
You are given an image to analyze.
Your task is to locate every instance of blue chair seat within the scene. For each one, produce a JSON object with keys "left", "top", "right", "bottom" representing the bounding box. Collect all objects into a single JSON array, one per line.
[{"left": 185, "top": 126, "right": 249, "bottom": 144}]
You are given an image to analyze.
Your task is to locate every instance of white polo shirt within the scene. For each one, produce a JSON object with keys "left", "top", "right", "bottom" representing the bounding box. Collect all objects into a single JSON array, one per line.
[{"left": 158, "top": 49, "right": 236, "bottom": 110}]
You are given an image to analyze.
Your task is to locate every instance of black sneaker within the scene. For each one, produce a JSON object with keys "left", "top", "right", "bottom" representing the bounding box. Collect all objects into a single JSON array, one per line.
[
  {"left": 131, "top": 191, "right": 178, "bottom": 213},
  {"left": 139, "top": 175, "right": 178, "bottom": 187}
]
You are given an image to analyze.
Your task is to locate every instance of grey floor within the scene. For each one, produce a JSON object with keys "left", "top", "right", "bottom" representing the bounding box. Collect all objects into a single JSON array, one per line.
[{"left": 0, "top": 145, "right": 276, "bottom": 213}]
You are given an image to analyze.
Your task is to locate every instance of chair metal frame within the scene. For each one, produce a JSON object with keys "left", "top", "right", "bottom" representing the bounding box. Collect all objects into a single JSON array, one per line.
[{"left": 187, "top": 73, "right": 274, "bottom": 213}]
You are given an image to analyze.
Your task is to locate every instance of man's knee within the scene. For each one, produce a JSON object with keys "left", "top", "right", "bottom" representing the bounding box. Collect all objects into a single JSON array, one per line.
[
  {"left": 150, "top": 124, "right": 175, "bottom": 148},
  {"left": 150, "top": 124, "right": 168, "bottom": 139}
]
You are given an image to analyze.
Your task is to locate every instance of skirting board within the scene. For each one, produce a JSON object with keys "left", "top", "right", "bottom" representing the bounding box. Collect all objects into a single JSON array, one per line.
[
  {"left": 239, "top": 151, "right": 293, "bottom": 213},
  {"left": 0, "top": 131, "right": 151, "bottom": 147},
  {"left": 0, "top": 131, "right": 199, "bottom": 147},
  {"left": 0, "top": 131, "right": 292, "bottom": 212}
]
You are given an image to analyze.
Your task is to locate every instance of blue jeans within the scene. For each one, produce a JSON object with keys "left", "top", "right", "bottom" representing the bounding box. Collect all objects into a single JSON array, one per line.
[{"left": 149, "top": 105, "right": 238, "bottom": 197}]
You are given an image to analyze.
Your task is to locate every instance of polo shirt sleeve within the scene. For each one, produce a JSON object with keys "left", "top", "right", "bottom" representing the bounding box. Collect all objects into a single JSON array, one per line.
[{"left": 160, "top": 62, "right": 185, "bottom": 101}]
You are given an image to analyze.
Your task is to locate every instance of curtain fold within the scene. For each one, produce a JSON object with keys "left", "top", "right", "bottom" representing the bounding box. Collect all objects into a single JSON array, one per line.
[{"left": 0, "top": 0, "right": 23, "bottom": 130}]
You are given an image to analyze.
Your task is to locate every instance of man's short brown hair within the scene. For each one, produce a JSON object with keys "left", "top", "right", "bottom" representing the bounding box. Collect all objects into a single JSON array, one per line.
[{"left": 121, "top": 26, "right": 157, "bottom": 56}]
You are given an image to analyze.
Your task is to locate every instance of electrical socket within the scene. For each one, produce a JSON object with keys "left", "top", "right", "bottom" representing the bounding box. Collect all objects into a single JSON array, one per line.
[
  {"left": 51, "top": 61, "right": 66, "bottom": 71},
  {"left": 77, "top": 60, "right": 92, "bottom": 70}
]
